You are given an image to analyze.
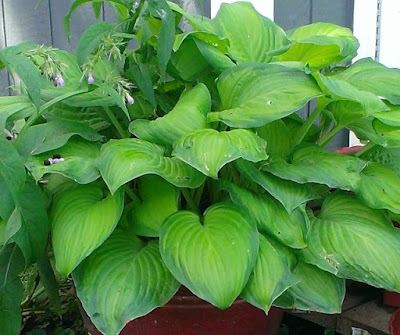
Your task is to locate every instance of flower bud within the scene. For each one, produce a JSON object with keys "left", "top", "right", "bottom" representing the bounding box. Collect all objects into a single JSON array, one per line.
[
  {"left": 88, "top": 72, "right": 95, "bottom": 84},
  {"left": 126, "top": 93, "right": 134, "bottom": 105},
  {"left": 54, "top": 74, "right": 65, "bottom": 87}
]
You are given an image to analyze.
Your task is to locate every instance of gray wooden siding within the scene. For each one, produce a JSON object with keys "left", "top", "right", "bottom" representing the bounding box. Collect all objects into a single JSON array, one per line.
[{"left": 0, "top": 0, "right": 353, "bottom": 147}]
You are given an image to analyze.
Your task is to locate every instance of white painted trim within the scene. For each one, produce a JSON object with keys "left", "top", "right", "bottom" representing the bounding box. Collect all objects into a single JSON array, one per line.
[
  {"left": 210, "top": 0, "right": 274, "bottom": 19},
  {"left": 379, "top": 0, "right": 400, "bottom": 68}
]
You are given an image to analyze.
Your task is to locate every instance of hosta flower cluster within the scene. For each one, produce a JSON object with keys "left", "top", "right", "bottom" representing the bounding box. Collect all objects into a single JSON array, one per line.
[{"left": 1, "top": 1, "right": 400, "bottom": 335}]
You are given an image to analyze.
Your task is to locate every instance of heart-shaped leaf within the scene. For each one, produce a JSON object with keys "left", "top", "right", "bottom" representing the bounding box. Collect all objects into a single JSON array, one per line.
[
  {"left": 241, "top": 234, "right": 299, "bottom": 313},
  {"left": 221, "top": 181, "right": 307, "bottom": 248},
  {"left": 236, "top": 159, "right": 319, "bottom": 213},
  {"left": 356, "top": 162, "right": 400, "bottom": 214},
  {"left": 333, "top": 58, "right": 400, "bottom": 105},
  {"left": 52, "top": 184, "right": 124, "bottom": 276},
  {"left": 274, "top": 262, "right": 345, "bottom": 313},
  {"left": 96, "top": 138, "right": 206, "bottom": 193},
  {"left": 209, "top": 63, "right": 322, "bottom": 128},
  {"left": 129, "top": 84, "right": 211, "bottom": 145},
  {"left": 173, "top": 128, "right": 268, "bottom": 179},
  {"left": 16, "top": 120, "right": 102, "bottom": 157},
  {"left": 263, "top": 145, "right": 366, "bottom": 191},
  {"left": 300, "top": 193, "right": 400, "bottom": 292},
  {"left": 26, "top": 137, "right": 100, "bottom": 184},
  {"left": 274, "top": 22, "right": 359, "bottom": 69},
  {"left": 160, "top": 203, "right": 259, "bottom": 309},
  {"left": 127, "top": 175, "right": 179, "bottom": 236},
  {"left": 73, "top": 229, "right": 179, "bottom": 335}
]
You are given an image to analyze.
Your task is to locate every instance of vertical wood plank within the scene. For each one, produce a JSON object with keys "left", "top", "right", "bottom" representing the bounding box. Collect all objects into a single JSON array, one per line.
[
  {"left": 49, "top": 0, "right": 99, "bottom": 51},
  {"left": 274, "top": 0, "right": 312, "bottom": 30},
  {"left": 311, "top": 0, "right": 354, "bottom": 28},
  {"left": 0, "top": 0, "right": 10, "bottom": 95}
]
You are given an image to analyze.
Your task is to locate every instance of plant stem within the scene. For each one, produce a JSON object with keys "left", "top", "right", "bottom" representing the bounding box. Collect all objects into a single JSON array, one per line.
[
  {"left": 104, "top": 106, "right": 127, "bottom": 138},
  {"left": 181, "top": 188, "right": 199, "bottom": 214},
  {"left": 124, "top": 185, "right": 141, "bottom": 204},
  {"left": 354, "top": 141, "right": 375, "bottom": 157},
  {"left": 193, "top": 182, "right": 205, "bottom": 207},
  {"left": 294, "top": 103, "right": 326, "bottom": 146},
  {"left": 318, "top": 125, "right": 343, "bottom": 148}
]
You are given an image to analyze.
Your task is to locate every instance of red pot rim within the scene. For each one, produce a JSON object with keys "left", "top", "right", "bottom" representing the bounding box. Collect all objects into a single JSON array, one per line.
[{"left": 389, "top": 308, "right": 400, "bottom": 335}]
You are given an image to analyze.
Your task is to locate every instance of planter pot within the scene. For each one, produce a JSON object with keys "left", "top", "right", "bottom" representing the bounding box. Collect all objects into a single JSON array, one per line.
[
  {"left": 385, "top": 291, "right": 400, "bottom": 308},
  {"left": 390, "top": 308, "right": 400, "bottom": 335},
  {"left": 81, "top": 287, "right": 284, "bottom": 335}
]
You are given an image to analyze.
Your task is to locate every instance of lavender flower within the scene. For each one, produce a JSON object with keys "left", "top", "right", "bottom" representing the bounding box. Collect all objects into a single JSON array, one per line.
[
  {"left": 54, "top": 74, "right": 65, "bottom": 87},
  {"left": 126, "top": 93, "right": 134, "bottom": 105},
  {"left": 88, "top": 72, "right": 95, "bottom": 84}
]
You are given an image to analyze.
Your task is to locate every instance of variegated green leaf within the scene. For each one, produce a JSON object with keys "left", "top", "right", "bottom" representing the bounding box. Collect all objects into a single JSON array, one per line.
[
  {"left": 263, "top": 145, "right": 366, "bottom": 190},
  {"left": 129, "top": 84, "right": 211, "bottom": 145},
  {"left": 52, "top": 185, "right": 124, "bottom": 276},
  {"left": 73, "top": 230, "right": 179, "bottom": 335},
  {"left": 209, "top": 63, "right": 322, "bottom": 128},
  {"left": 241, "top": 234, "right": 299, "bottom": 313},
  {"left": 220, "top": 181, "right": 307, "bottom": 248},
  {"left": 300, "top": 193, "right": 400, "bottom": 292},
  {"left": 97, "top": 138, "right": 206, "bottom": 193},
  {"left": 173, "top": 128, "right": 268, "bottom": 179},
  {"left": 160, "top": 203, "right": 258, "bottom": 309},
  {"left": 274, "top": 262, "right": 345, "bottom": 313}
]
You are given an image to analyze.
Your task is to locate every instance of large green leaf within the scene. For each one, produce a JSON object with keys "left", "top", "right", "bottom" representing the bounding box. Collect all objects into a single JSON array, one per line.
[
  {"left": 361, "top": 145, "right": 400, "bottom": 176},
  {"left": 274, "top": 262, "right": 345, "bottom": 313},
  {"left": 127, "top": 175, "right": 179, "bottom": 237},
  {"left": 356, "top": 163, "right": 400, "bottom": 214},
  {"left": 300, "top": 193, "right": 400, "bottom": 292},
  {"left": 333, "top": 58, "right": 400, "bottom": 105},
  {"left": 73, "top": 230, "right": 179, "bottom": 335},
  {"left": 262, "top": 145, "right": 366, "bottom": 190},
  {"left": 0, "top": 244, "right": 24, "bottom": 335},
  {"left": 235, "top": 159, "right": 318, "bottom": 213},
  {"left": 160, "top": 203, "right": 258, "bottom": 309},
  {"left": 221, "top": 181, "right": 307, "bottom": 248},
  {"left": 194, "top": 39, "right": 235, "bottom": 74},
  {"left": 26, "top": 137, "right": 100, "bottom": 184},
  {"left": 52, "top": 185, "right": 124, "bottom": 276},
  {"left": 127, "top": 60, "right": 156, "bottom": 107},
  {"left": 173, "top": 31, "right": 229, "bottom": 54},
  {"left": 374, "top": 103, "right": 400, "bottom": 127},
  {"left": 241, "top": 234, "right": 298, "bottom": 313},
  {"left": 129, "top": 84, "right": 211, "bottom": 145},
  {"left": 275, "top": 22, "right": 359, "bottom": 69},
  {"left": 4, "top": 177, "right": 49, "bottom": 265},
  {"left": 255, "top": 120, "right": 292, "bottom": 159},
  {"left": 0, "top": 95, "right": 35, "bottom": 129},
  {"left": 173, "top": 128, "right": 268, "bottom": 179},
  {"left": 17, "top": 120, "right": 102, "bottom": 157},
  {"left": 97, "top": 138, "right": 206, "bottom": 193},
  {"left": 209, "top": 63, "right": 322, "bottom": 128},
  {"left": 212, "top": 2, "right": 289, "bottom": 63},
  {"left": 76, "top": 22, "right": 114, "bottom": 65}
]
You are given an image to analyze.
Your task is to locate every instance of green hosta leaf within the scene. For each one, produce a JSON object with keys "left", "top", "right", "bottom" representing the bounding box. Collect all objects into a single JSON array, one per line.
[
  {"left": 160, "top": 203, "right": 258, "bottom": 309},
  {"left": 26, "top": 137, "right": 100, "bottom": 184},
  {"left": 173, "top": 31, "right": 229, "bottom": 54},
  {"left": 17, "top": 120, "right": 102, "bottom": 157},
  {"left": 255, "top": 120, "right": 292, "bottom": 159},
  {"left": 263, "top": 145, "right": 366, "bottom": 190},
  {"left": 212, "top": 2, "right": 289, "bottom": 63},
  {"left": 0, "top": 244, "right": 24, "bottom": 335},
  {"left": 73, "top": 230, "right": 179, "bottom": 335},
  {"left": 52, "top": 185, "right": 124, "bottom": 276},
  {"left": 333, "top": 58, "right": 400, "bottom": 105},
  {"left": 129, "top": 84, "right": 211, "bottom": 145},
  {"left": 300, "top": 193, "right": 400, "bottom": 291},
  {"left": 221, "top": 181, "right": 307, "bottom": 248},
  {"left": 274, "top": 262, "right": 345, "bottom": 313},
  {"left": 356, "top": 163, "right": 400, "bottom": 214},
  {"left": 275, "top": 22, "right": 359, "bottom": 69},
  {"left": 236, "top": 159, "right": 318, "bottom": 213},
  {"left": 361, "top": 145, "right": 400, "bottom": 176},
  {"left": 313, "top": 72, "right": 388, "bottom": 117},
  {"left": 127, "top": 176, "right": 179, "bottom": 236},
  {"left": 0, "top": 95, "right": 34, "bottom": 129},
  {"left": 194, "top": 39, "right": 235, "bottom": 74},
  {"left": 0, "top": 220, "right": 5, "bottom": 247},
  {"left": 209, "top": 63, "right": 322, "bottom": 128},
  {"left": 77, "top": 22, "right": 114, "bottom": 65},
  {"left": 375, "top": 103, "right": 400, "bottom": 127},
  {"left": 4, "top": 177, "right": 49, "bottom": 265},
  {"left": 173, "top": 128, "right": 268, "bottom": 179},
  {"left": 241, "top": 234, "right": 299, "bottom": 313},
  {"left": 0, "top": 137, "right": 26, "bottom": 203},
  {"left": 97, "top": 138, "right": 206, "bottom": 193}
]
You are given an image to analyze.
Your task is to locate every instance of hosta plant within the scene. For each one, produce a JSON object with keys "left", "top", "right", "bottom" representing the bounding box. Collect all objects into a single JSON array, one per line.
[{"left": 2, "top": 1, "right": 400, "bottom": 334}]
